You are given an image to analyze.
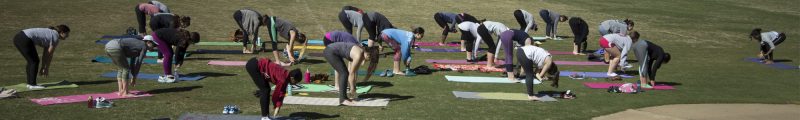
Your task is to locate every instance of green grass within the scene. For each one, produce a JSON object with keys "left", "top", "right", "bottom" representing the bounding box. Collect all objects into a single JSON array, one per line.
[{"left": 1, "top": 0, "right": 798, "bottom": 119}]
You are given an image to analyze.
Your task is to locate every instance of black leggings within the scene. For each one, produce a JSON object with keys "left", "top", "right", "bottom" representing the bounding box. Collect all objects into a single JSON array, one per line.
[
  {"left": 516, "top": 48, "right": 558, "bottom": 96},
  {"left": 13, "top": 31, "right": 39, "bottom": 85},
  {"left": 760, "top": 33, "right": 786, "bottom": 60},
  {"left": 135, "top": 5, "right": 148, "bottom": 34},
  {"left": 339, "top": 11, "right": 354, "bottom": 34},
  {"left": 245, "top": 58, "right": 271, "bottom": 117},
  {"left": 569, "top": 18, "right": 589, "bottom": 53},
  {"left": 323, "top": 47, "right": 350, "bottom": 103},
  {"left": 465, "top": 24, "right": 497, "bottom": 54},
  {"left": 513, "top": 10, "right": 527, "bottom": 30}
]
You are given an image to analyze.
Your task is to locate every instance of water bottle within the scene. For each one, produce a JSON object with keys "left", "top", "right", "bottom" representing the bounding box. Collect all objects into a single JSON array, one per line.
[
  {"left": 304, "top": 68, "right": 311, "bottom": 83},
  {"left": 87, "top": 96, "right": 94, "bottom": 108}
]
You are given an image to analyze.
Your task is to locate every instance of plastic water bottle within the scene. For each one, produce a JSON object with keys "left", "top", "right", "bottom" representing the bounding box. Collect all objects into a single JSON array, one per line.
[
  {"left": 304, "top": 68, "right": 311, "bottom": 83},
  {"left": 287, "top": 85, "right": 293, "bottom": 96}
]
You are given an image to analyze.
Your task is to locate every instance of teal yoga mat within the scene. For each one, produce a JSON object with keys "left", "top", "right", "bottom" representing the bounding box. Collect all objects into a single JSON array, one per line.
[
  {"left": 2, "top": 81, "right": 78, "bottom": 92},
  {"left": 271, "top": 84, "right": 372, "bottom": 93}
]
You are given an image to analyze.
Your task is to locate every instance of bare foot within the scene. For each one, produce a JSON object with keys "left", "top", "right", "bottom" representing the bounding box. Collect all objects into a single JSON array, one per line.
[
  {"left": 341, "top": 100, "right": 356, "bottom": 106},
  {"left": 393, "top": 72, "right": 405, "bottom": 75},
  {"left": 765, "top": 60, "right": 774, "bottom": 64},
  {"left": 528, "top": 96, "right": 540, "bottom": 101}
]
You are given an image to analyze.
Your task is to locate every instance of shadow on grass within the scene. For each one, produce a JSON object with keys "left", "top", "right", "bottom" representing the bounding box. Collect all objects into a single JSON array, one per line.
[
  {"left": 186, "top": 72, "right": 237, "bottom": 77},
  {"left": 146, "top": 86, "right": 203, "bottom": 94},
  {"left": 288, "top": 112, "right": 340, "bottom": 119},
  {"left": 656, "top": 82, "right": 682, "bottom": 86},
  {"left": 184, "top": 57, "right": 224, "bottom": 61},
  {"left": 358, "top": 93, "right": 414, "bottom": 101},
  {"left": 626, "top": 59, "right": 638, "bottom": 63},
  {"left": 356, "top": 81, "right": 393, "bottom": 88},
  {"left": 774, "top": 59, "right": 793, "bottom": 63},
  {"left": 299, "top": 58, "right": 326, "bottom": 65},
  {"left": 73, "top": 80, "right": 115, "bottom": 85},
  {"left": 556, "top": 35, "right": 573, "bottom": 38}
]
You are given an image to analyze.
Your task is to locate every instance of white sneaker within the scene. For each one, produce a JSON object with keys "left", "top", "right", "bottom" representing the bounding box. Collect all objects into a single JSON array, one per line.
[
  {"left": 157, "top": 59, "right": 163, "bottom": 63},
  {"left": 157, "top": 76, "right": 167, "bottom": 83},
  {"left": 27, "top": 85, "right": 45, "bottom": 90},
  {"left": 164, "top": 75, "right": 177, "bottom": 83},
  {"left": 261, "top": 117, "right": 272, "bottom": 120}
]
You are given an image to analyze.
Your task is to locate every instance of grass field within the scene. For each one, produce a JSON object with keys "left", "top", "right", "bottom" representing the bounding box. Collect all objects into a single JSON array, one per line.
[{"left": 0, "top": 0, "right": 798, "bottom": 119}]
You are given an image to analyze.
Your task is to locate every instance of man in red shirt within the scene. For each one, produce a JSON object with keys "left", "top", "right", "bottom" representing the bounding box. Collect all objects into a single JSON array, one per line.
[{"left": 245, "top": 57, "right": 303, "bottom": 119}]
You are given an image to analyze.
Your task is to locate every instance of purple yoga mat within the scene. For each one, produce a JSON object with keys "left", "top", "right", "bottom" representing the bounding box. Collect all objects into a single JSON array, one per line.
[
  {"left": 559, "top": 71, "right": 634, "bottom": 78},
  {"left": 583, "top": 82, "right": 675, "bottom": 90},
  {"left": 425, "top": 59, "right": 606, "bottom": 66},
  {"left": 415, "top": 42, "right": 461, "bottom": 47},
  {"left": 415, "top": 48, "right": 468, "bottom": 52},
  {"left": 30, "top": 91, "right": 152, "bottom": 106},
  {"left": 207, "top": 60, "right": 246, "bottom": 66},
  {"left": 744, "top": 58, "right": 798, "bottom": 70}
]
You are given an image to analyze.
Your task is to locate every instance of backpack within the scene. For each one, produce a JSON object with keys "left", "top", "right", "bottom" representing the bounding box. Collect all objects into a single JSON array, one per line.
[
  {"left": 608, "top": 83, "right": 641, "bottom": 94},
  {"left": 412, "top": 65, "right": 432, "bottom": 74},
  {"left": 587, "top": 48, "right": 605, "bottom": 62}
]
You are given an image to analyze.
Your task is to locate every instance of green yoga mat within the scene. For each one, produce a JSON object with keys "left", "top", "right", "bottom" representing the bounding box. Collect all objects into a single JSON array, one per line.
[
  {"left": 272, "top": 84, "right": 372, "bottom": 94},
  {"left": 2, "top": 81, "right": 78, "bottom": 92},
  {"left": 145, "top": 51, "right": 190, "bottom": 57},
  {"left": 452, "top": 91, "right": 557, "bottom": 101}
]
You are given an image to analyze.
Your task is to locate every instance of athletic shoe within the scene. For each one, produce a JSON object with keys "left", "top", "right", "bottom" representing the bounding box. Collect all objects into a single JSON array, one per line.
[
  {"left": 385, "top": 70, "right": 395, "bottom": 77},
  {"left": 404, "top": 69, "right": 417, "bottom": 76},
  {"left": 379, "top": 70, "right": 388, "bottom": 77},
  {"left": 222, "top": 105, "right": 231, "bottom": 114},
  {"left": 261, "top": 117, "right": 272, "bottom": 120},
  {"left": 157, "top": 75, "right": 167, "bottom": 83},
  {"left": 27, "top": 85, "right": 45, "bottom": 90},
  {"left": 164, "top": 75, "right": 177, "bottom": 83},
  {"left": 230, "top": 105, "right": 239, "bottom": 114},
  {"left": 157, "top": 59, "right": 163, "bottom": 63}
]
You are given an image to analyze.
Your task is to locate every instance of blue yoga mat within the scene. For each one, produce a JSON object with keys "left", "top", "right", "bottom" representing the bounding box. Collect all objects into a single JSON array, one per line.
[
  {"left": 95, "top": 40, "right": 110, "bottom": 45},
  {"left": 101, "top": 35, "right": 141, "bottom": 39},
  {"left": 559, "top": 71, "right": 635, "bottom": 78},
  {"left": 92, "top": 56, "right": 159, "bottom": 64},
  {"left": 100, "top": 72, "right": 205, "bottom": 81},
  {"left": 307, "top": 39, "right": 324, "bottom": 45},
  {"left": 745, "top": 57, "right": 798, "bottom": 70}
]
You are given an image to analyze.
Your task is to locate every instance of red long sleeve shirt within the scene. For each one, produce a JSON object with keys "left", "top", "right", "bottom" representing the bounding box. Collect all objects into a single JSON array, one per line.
[{"left": 257, "top": 58, "right": 290, "bottom": 109}]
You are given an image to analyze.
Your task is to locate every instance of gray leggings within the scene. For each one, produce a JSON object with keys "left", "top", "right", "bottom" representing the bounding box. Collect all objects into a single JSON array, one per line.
[
  {"left": 106, "top": 48, "right": 132, "bottom": 80},
  {"left": 323, "top": 48, "right": 351, "bottom": 103}
]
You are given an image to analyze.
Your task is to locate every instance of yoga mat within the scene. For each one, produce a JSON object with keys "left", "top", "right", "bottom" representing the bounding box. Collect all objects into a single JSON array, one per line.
[
  {"left": 559, "top": 71, "right": 634, "bottom": 78},
  {"left": 271, "top": 84, "right": 372, "bottom": 93},
  {"left": 745, "top": 57, "right": 799, "bottom": 70},
  {"left": 30, "top": 91, "right": 152, "bottom": 106},
  {"left": 531, "top": 36, "right": 548, "bottom": 40},
  {"left": 293, "top": 45, "right": 325, "bottom": 50},
  {"left": 95, "top": 40, "right": 110, "bottom": 45},
  {"left": 414, "top": 42, "right": 460, "bottom": 47},
  {"left": 196, "top": 42, "right": 246, "bottom": 46},
  {"left": 583, "top": 82, "right": 675, "bottom": 90},
  {"left": 425, "top": 59, "right": 606, "bottom": 66},
  {"left": 178, "top": 113, "right": 307, "bottom": 120},
  {"left": 445, "top": 75, "right": 540, "bottom": 84},
  {"left": 207, "top": 60, "right": 247, "bottom": 66},
  {"left": 452, "top": 91, "right": 557, "bottom": 101},
  {"left": 307, "top": 39, "right": 324, "bottom": 45},
  {"left": 283, "top": 96, "right": 389, "bottom": 107},
  {"left": 92, "top": 56, "right": 159, "bottom": 64},
  {"left": 101, "top": 35, "right": 140, "bottom": 39},
  {"left": 100, "top": 72, "right": 206, "bottom": 81},
  {"left": 549, "top": 51, "right": 575, "bottom": 55},
  {"left": 193, "top": 49, "right": 244, "bottom": 54},
  {"left": 415, "top": 48, "right": 484, "bottom": 52},
  {"left": 145, "top": 51, "right": 190, "bottom": 57},
  {"left": 328, "top": 70, "right": 382, "bottom": 76},
  {"left": 2, "top": 81, "right": 78, "bottom": 92},
  {"left": 432, "top": 64, "right": 505, "bottom": 72}
]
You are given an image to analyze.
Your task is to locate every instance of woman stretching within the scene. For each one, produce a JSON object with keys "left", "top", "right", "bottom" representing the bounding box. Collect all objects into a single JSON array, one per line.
[
  {"left": 104, "top": 37, "right": 157, "bottom": 96},
  {"left": 323, "top": 42, "right": 378, "bottom": 105},
  {"left": 380, "top": 28, "right": 425, "bottom": 75},
  {"left": 232, "top": 9, "right": 267, "bottom": 54},
  {"left": 151, "top": 28, "right": 199, "bottom": 83},
  {"left": 458, "top": 21, "right": 509, "bottom": 68},
  {"left": 13, "top": 25, "right": 70, "bottom": 89},
  {"left": 631, "top": 31, "right": 671, "bottom": 88},
  {"left": 499, "top": 29, "right": 532, "bottom": 82},
  {"left": 513, "top": 9, "right": 538, "bottom": 33},
  {"left": 245, "top": 57, "right": 303, "bottom": 119},
  {"left": 264, "top": 16, "right": 307, "bottom": 65},
  {"left": 517, "top": 43, "right": 559, "bottom": 101},
  {"left": 750, "top": 28, "right": 787, "bottom": 64}
]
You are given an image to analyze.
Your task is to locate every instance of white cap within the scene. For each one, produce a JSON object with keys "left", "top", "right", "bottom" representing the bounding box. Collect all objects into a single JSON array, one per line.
[{"left": 142, "top": 35, "right": 158, "bottom": 45}]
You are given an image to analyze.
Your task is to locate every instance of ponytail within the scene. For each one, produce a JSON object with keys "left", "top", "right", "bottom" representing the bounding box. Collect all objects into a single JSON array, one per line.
[
  {"left": 49, "top": 24, "right": 70, "bottom": 34},
  {"left": 750, "top": 28, "right": 762, "bottom": 39}
]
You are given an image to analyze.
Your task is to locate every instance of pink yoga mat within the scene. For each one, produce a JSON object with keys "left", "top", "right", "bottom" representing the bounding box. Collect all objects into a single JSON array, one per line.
[
  {"left": 549, "top": 51, "right": 575, "bottom": 55},
  {"left": 207, "top": 60, "right": 246, "bottom": 66},
  {"left": 583, "top": 82, "right": 675, "bottom": 90},
  {"left": 415, "top": 42, "right": 460, "bottom": 47},
  {"left": 30, "top": 91, "right": 152, "bottom": 106},
  {"left": 425, "top": 59, "right": 606, "bottom": 66}
]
